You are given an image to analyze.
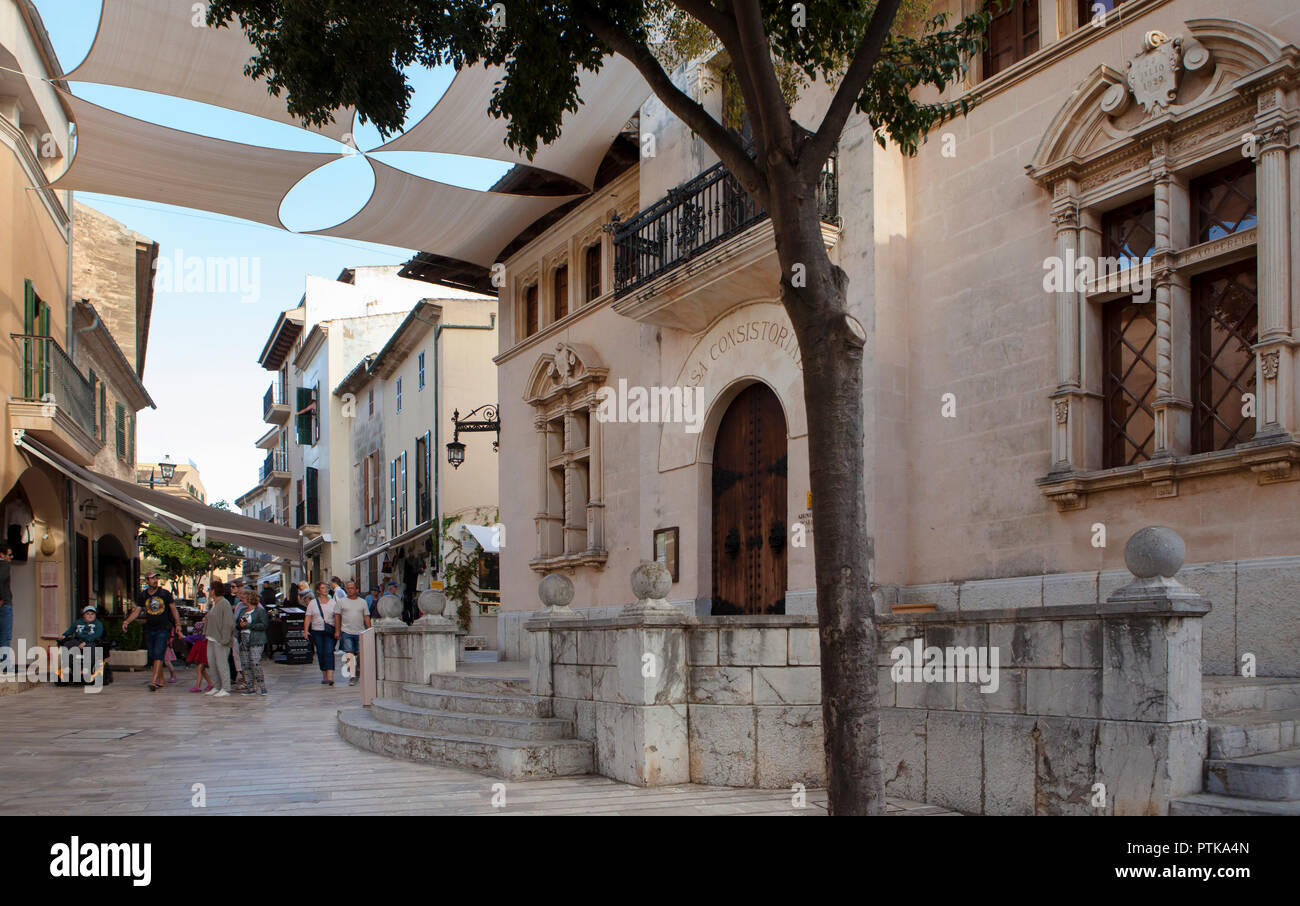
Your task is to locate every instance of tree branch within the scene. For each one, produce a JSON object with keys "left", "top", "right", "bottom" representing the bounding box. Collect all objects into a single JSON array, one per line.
[
  {"left": 729, "top": 0, "right": 794, "bottom": 157},
  {"left": 577, "top": 7, "right": 763, "bottom": 198},
  {"left": 799, "top": 0, "right": 904, "bottom": 179}
]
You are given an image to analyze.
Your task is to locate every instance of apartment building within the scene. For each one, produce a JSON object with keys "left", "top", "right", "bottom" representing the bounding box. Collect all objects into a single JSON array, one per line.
[{"left": 334, "top": 296, "right": 499, "bottom": 628}]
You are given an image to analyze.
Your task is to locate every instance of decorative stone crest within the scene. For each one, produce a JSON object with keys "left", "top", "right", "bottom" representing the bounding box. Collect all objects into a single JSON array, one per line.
[
  {"left": 1054, "top": 401, "right": 1069, "bottom": 424},
  {"left": 1261, "top": 351, "right": 1280, "bottom": 380},
  {"left": 1118, "top": 31, "right": 1213, "bottom": 117}
]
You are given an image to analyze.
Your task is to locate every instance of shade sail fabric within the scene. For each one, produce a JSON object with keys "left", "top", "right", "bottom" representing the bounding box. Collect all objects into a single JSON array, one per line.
[
  {"left": 375, "top": 56, "right": 648, "bottom": 188},
  {"left": 67, "top": 0, "right": 354, "bottom": 138},
  {"left": 50, "top": 93, "right": 336, "bottom": 229},
  {"left": 462, "top": 523, "right": 500, "bottom": 553},
  {"left": 311, "top": 159, "right": 580, "bottom": 266},
  {"left": 17, "top": 433, "right": 303, "bottom": 563}
]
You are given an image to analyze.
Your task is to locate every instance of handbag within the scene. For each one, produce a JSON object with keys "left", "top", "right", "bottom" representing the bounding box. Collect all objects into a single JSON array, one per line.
[{"left": 315, "top": 599, "right": 335, "bottom": 644}]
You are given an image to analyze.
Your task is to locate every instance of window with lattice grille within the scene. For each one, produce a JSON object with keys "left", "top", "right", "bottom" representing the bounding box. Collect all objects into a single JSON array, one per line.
[
  {"left": 1102, "top": 301, "right": 1158, "bottom": 468},
  {"left": 1192, "top": 160, "right": 1257, "bottom": 244},
  {"left": 1102, "top": 198, "right": 1156, "bottom": 265},
  {"left": 1192, "top": 260, "right": 1258, "bottom": 453}
]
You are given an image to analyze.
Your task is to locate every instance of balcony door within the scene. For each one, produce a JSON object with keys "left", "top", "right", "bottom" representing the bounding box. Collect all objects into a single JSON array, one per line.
[{"left": 711, "top": 383, "right": 786, "bottom": 615}]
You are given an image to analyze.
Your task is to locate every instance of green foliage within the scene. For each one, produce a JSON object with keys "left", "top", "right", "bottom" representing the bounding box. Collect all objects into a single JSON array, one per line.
[
  {"left": 104, "top": 619, "right": 143, "bottom": 651},
  {"left": 139, "top": 525, "right": 242, "bottom": 591},
  {"left": 208, "top": 1, "right": 990, "bottom": 169},
  {"left": 439, "top": 522, "right": 477, "bottom": 632}
]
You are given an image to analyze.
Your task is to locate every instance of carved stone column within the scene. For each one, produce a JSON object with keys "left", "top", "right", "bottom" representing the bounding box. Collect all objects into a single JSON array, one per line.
[
  {"left": 1253, "top": 123, "right": 1294, "bottom": 437},
  {"left": 534, "top": 414, "right": 549, "bottom": 559},
  {"left": 586, "top": 396, "right": 605, "bottom": 552},
  {"left": 1049, "top": 183, "right": 1087, "bottom": 473}
]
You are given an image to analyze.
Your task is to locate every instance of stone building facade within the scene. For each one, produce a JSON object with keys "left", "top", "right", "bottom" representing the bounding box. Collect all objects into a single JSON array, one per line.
[{"left": 490, "top": 2, "right": 1300, "bottom": 690}]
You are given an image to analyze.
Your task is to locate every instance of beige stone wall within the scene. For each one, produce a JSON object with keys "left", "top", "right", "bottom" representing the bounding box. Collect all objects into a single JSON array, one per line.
[
  {"left": 878, "top": 0, "right": 1300, "bottom": 585},
  {"left": 71, "top": 202, "right": 152, "bottom": 374}
]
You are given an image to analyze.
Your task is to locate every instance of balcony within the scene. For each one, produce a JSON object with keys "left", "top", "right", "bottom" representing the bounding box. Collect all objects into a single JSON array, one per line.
[
  {"left": 611, "top": 151, "right": 840, "bottom": 332},
  {"left": 259, "top": 449, "right": 290, "bottom": 488},
  {"left": 295, "top": 496, "right": 320, "bottom": 534},
  {"left": 8, "top": 334, "right": 100, "bottom": 464},
  {"left": 263, "top": 380, "right": 290, "bottom": 425}
]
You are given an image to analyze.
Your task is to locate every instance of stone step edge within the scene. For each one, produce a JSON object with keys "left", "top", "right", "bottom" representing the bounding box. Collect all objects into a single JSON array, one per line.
[
  {"left": 340, "top": 708, "right": 592, "bottom": 751},
  {"left": 372, "top": 698, "right": 574, "bottom": 730},
  {"left": 430, "top": 672, "right": 529, "bottom": 684},
  {"left": 403, "top": 684, "right": 545, "bottom": 705},
  {"left": 1169, "top": 793, "right": 1300, "bottom": 816},
  {"left": 1208, "top": 706, "right": 1300, "bottom": 728}
]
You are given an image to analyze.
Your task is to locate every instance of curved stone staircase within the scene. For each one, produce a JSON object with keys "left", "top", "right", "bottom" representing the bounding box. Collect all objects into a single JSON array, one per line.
[
  {"left": 1170, "top": 676, "right": 1300, "bottom": 815},
  {"left": 338, "top": 670, "right": 593, "bottom": 780}
]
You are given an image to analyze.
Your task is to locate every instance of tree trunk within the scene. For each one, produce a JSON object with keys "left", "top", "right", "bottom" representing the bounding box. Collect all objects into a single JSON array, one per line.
[{"left": 771, "top": 183, "right": 883, "bottom": 816}]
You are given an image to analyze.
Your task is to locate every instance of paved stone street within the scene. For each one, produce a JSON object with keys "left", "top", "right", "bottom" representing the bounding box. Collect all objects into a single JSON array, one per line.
[{"left": 0, "top": 662, "right": 956, "bottom": 816}]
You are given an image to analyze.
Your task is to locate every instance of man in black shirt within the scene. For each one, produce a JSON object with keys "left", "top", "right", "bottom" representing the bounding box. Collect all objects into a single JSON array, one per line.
[{"left": 122, "top": 571, "right": 181, "bottom": 691}]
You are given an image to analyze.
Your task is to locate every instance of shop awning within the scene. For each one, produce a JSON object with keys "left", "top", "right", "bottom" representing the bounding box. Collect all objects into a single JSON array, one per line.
[
  {"left": 345, "top": 520, "right": 434, "bottom": 565},
  {"left": 16, "top": 432, "right": 303, "bottom": 563}
]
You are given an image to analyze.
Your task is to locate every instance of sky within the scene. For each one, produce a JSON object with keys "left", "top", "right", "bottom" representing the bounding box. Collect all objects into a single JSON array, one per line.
[{"left": 30, "top": 0, "right": 511, "bottom": 507}]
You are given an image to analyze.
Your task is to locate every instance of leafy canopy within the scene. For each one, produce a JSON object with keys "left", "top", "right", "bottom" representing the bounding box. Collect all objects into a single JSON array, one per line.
[{"left": 207, "top": 1, "right": 990, "bottom": 173}]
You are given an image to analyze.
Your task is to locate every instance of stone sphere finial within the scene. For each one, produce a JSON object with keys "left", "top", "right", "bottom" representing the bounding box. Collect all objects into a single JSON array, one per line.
[
  {"left": 631, "top": 560, "right": 671, "bottom": 602},
  {"left": 538, "top": 573, "right": 575, "bottom": 609},
  {"left": 418, "top": 589, "right": 447, "bottom": 618},
  {"left": 375, "top": 593, "right": 403, "bottom": 622},
  {"left": 1124, "top": 526, "right": 1185, "bottom": 579}
]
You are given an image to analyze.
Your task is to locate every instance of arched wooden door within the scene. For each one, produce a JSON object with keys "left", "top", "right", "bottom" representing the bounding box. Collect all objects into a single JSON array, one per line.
[{"left": 712, "top": 383, "right": 787, "bottom": 615}]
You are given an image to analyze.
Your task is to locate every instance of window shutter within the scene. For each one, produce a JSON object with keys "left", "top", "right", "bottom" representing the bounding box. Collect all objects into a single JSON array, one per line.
[
  {"left": 128, "top": 413, "right": 135, "bottom": 464},
  {"left": 99, "top": 383, "right": 106, "bottom": 442},
  {"left": 305, "top": 466, "right": 319, "bottom": 525},
  {"left": 115, "top": 403, "right": 126, "bottom": 459},
  {"left": 389, "top": 459, "right": 397, "bottom": 536},
  {"left": 422, "top": 431, "right": 432, "bottom": 524},
  {"left": 296, "top": 387, "right": 313, "bottom": 445},
  {"left": 312, "top": 383, "right": 321, "bottom": 443},
  {"left": 362, "top": 457, "right": 370, "bottom": 525},
  {"left": 400, "top": 451, "right": 408, "bottom": 531},
  {"left": 88, "top": 370, "right": 99, "bottom": 436},
  {"left": 371, "top": 454, "right": 381, "bottom": 524}
]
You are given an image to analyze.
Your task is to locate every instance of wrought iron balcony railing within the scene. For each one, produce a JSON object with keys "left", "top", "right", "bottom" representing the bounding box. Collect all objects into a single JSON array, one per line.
[
  {"left": 11, "top": 333, "right": 97, "bottom": 440},
  {"left": 260, "top": 449, "right": 288, "bottom": 481},
  {"left": 262, "top": 380, "right": 286, "bottom": 420},
  {"left": 613, "top": 149, "right": 839, "bottom": 297}
]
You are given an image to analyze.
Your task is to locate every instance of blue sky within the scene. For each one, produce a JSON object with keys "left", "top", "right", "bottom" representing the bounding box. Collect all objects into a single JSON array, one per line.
[{"left": 32, "top": 1, "right": 510, "bottom": 506}]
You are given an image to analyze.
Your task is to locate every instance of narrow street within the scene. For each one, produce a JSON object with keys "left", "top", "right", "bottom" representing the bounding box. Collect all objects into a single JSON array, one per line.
[{"left": 0, "top": 666, "right": 955, "bottom": 816}]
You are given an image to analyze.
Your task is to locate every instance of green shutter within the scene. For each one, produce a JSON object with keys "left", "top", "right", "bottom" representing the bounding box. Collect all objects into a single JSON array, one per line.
[
  {"left": 128, "top": 413, "right": 135, "bottom": 464},
  {"left": 114, "top": 403, "right": 125, "bottom": 459},
  {"left": 296, "top": 387, "right": 313, "bottom": 446},
  {"left": 390, "top": 460, "right": 397, "bottom": 536},
  {"left": 22, "top": 281, "right": 34, "bottom": 398},
  {"left": 88, "top": 370, "right": 98, "bottom": 435},
  {"left": 305, "top": 467, "right": 319, "bottom": 525},
  {"left": 99, "top": 383, "right": 106, "bottom": 441}
]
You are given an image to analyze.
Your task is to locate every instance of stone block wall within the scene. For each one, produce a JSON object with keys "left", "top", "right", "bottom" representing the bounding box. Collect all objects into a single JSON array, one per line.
[
  {"left": 878, "top": 601, "right": 1207, "bottom": 815},
  {"left": 685, "top": 617, "right": 825, "bottom": 788}
]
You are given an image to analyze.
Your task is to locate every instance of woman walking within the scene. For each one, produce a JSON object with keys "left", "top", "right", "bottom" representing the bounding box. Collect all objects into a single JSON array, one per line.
[
  {"left": 238, "top": 589, "right": 269, "bottom": 695},
  {"left": 304, "top": 581, "right": 339, "bottom": 685},
  {"left": 203, "top": 580, "right": 236, "bottom": 698}
]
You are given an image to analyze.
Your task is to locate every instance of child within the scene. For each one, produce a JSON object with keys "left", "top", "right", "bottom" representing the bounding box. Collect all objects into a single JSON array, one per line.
[
  {"left": 184, "top": 620, "right": 212, "bottom": 692},
  {"left": 60, "top": 606, "right": 104, "bottom": 648},
  {"left": 162, "top": 624, "right": 179, "bottom": 684}
]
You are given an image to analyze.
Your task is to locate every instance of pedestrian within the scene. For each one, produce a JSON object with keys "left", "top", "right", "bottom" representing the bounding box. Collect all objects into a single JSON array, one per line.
[
  {"left": 230, "top": 591, "right": 252, "bottom": 691},
  {"left": 184, "top": 620, "right": 212, "bottom": 692},
  {"left": 329, "top": 575, "right": 347, "bottom": 602},
  {"left": 304, "top": 580, "right": 338, "bottom": 685},
  {"left": 337, "top": 580, "right": 371, "bottom": 686},
  {"left": 59, "top": 605, "right": 104, "bottom": 648},
  {"left": 0, "top": 544, "right": 12, "bottom": 674},
  {"left": 162, "top": 624, "right": 180, "bottom": 684},
  {"left": 202, "top": 580, "right": 236, "bottom": 698},
  {"left": 238, "top": 589, "right": 269, "bottom": 696},
  {"left": 121, "top": 570, "right": 182, "bottom": 691}
]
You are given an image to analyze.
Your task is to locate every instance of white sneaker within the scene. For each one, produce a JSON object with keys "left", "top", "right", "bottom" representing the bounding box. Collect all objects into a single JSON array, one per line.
[
  {"left": 203, "top": 688, "right": 218, "bottom": 695},
  {"left": 213, "top": 690, "right": 230, "bottom": 697}
]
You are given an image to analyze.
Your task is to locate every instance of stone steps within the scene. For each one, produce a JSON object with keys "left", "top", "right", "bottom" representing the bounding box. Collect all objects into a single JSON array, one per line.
[
  {"left": 401, "top": 684, "right": 553, "bottom": 717},
  {"left": 427, "top": 671, "right": 530, "bottom": 697},
  {"left": 462, "top": 650, "right": 501, "bottom": 663},
  {"left": 1169, "top": 792, "right": 1300, "bottom": 816},
  {"left": 1204, "top": 749, "right": 1300, "bottom": 801},
  {"left": 370, "top": 698, "right": 574, "bottom": 740},
  {"left": 1202, "top": 676, "right": 1300, "bottom": 718},
  {"left": 337, "top": 708, "right": 593, "bottom": 780},
  {"left": 1207, "top": 707, "right": 1300, "bottom": 759}
]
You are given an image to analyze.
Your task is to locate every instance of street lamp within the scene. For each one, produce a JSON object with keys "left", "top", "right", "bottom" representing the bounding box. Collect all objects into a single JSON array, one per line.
[
  {"left": 447, "top": 404, "right": 500, "bottom": 469},
  {"left": 159, "top": 454, "right": 177, "bottom": 484}
]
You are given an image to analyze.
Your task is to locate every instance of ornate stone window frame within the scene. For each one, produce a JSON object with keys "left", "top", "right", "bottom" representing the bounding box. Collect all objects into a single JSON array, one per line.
[
  {"left": 1029, "top": 19, "right": 1300, "bottom": 511},
  {"left": 524, "top": 342, "right": 609, "bottom": 571}
]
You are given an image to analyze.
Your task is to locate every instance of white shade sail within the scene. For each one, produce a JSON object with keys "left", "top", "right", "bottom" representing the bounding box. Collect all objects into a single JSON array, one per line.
[
  {"left": 50, "top": 93, "right": 338, "bottom": 229},
  {"left": 67, "top": 0, "right": 354, "bottom": 138},
  {"left": 373, "top": 56, "right": 648, "bottom": 188},
  {"left": 311, "top": 158, "right": 580, "bottom": 266}
]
